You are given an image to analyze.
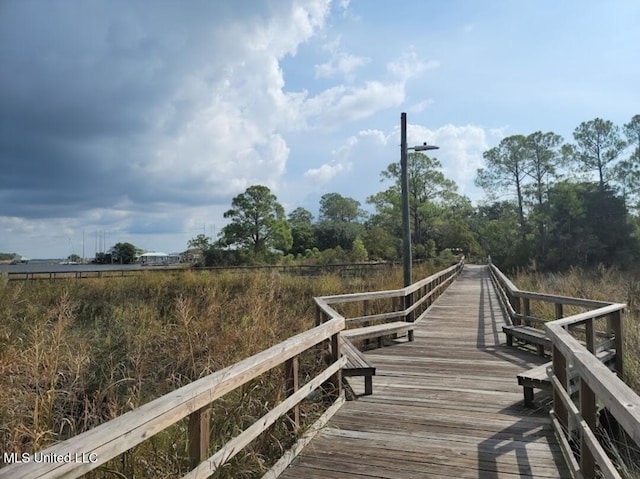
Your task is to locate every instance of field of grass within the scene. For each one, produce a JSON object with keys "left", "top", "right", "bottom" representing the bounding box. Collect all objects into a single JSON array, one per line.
[{"left": 0, "top": 262, "right": 443, "bottom": 477}]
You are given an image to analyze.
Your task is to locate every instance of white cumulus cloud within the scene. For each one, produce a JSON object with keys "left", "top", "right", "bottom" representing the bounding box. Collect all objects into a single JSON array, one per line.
[{"left": 315, "top": 52, "right": 369, "bottom": 80}]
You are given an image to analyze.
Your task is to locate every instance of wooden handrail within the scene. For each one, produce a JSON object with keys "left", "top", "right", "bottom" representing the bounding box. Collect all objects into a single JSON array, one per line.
[
  {"left": 314, "top": 258, "right": 465, "bottom": 327},
  {"left": 5, "top": 261, "right": 399, "bottom": 282},
  {"left": 514, "top": 290, "right": 611, "bottom": 309},
  {"left": 317, "top": 261, "right": 462, "bottom": 305},
  {"left": 488, "top": 261, "right": 639, "bottom": 479},
  {"left": 0, "top": 317, "right": 345, "bottom": 479}
]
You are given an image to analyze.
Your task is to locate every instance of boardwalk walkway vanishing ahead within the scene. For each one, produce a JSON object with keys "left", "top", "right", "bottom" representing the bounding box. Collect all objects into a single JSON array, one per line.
[{"left": 280, "top": 264, "right": 571, "bottom": 478}]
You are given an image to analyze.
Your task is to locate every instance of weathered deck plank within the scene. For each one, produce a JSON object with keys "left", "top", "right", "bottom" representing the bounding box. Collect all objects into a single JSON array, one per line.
[{"left": 279, "top": 265, "right": 570, "bottom": 478}]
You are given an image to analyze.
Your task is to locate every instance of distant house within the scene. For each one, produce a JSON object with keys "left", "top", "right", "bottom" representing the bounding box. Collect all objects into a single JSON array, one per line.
[
  {"left": 184, "top": 248, "right": 205, "bottom": 264},
  {"left": 137, "top": 252, "right": 180, "bottom": 266},
  {"left": 10, "top": 254, "right": 30, "bottom": 264}
]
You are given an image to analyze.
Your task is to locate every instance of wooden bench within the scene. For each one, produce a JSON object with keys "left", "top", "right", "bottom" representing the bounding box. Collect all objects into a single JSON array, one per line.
[
  {"left": 503, "top": 325, "right": 551, "bottom": 356},
  {"left": 342, "top": 321, "right": 415, "bottom": 347},
  {"left": 517, "top": 349, "right": 616, "bottom": 407},
  {"left": 339, "top": 336, "right": 375, "bottom": 396},
  {"left": 517, "top": 361, "right": 553, "bottom": 407}
]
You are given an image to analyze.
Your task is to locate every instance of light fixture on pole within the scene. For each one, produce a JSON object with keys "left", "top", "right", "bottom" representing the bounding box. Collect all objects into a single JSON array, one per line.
[{"left": 400, "top": 112, "right": 439, "bottom": 287}]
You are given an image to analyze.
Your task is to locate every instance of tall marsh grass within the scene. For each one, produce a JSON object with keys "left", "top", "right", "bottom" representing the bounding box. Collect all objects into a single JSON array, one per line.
[{"left": 0, "top": 263, "right": 440, "bottom": 477}]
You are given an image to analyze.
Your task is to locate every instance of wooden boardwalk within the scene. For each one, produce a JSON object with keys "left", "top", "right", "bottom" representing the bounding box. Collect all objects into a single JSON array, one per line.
[{"left": 279, "top": 264, "right": 571, "bottom": 479}]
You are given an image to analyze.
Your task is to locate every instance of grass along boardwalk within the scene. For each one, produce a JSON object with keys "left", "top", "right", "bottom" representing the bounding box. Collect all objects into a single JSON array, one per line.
[{"left": 279, "top": 265, "right": 570, "bottom": 479}]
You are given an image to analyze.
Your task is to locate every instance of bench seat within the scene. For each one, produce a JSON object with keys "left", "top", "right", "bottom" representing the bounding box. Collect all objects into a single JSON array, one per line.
[
  {"left": 517, "top": 349, "right": 616, "bottom": 407},
  {"left": 503, "top": 325, "right": 551, "bottom": 356},
  {"left": 339, "top": 336, "right": 375, "bottom": 396}
]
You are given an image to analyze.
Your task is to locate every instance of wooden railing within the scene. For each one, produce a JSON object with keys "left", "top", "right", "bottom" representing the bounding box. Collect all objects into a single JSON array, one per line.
[
  {"left": 1, "top": 261, "right": 464, "bottom": 479},
  {"left": 0, "top": 318, "right": 345, "bottom": 479},
  {"left": 314, "top": 258, "right": 465, "bottom": 330},
  {"left": 6, "top": 268, "right": 151, "bottom": 281},
  {"left": 4, "top": 261, "right": 397, "bottom": 281},
  {"left": 488, "top": 261, "right": 640, "bottom": 479}
]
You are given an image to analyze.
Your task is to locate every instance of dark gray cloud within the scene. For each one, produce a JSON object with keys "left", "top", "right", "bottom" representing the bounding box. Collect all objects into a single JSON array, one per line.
[{"left": 0, "top": 0, "right": 314, "bottom": 219}]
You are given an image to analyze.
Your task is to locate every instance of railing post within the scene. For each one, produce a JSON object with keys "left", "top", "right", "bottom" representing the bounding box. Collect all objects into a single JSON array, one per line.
[
  {"left": 580, "top": 379, "right": 597, "bottom": 479},
  {"left": 188, "top": 405, "right": 211, "bottom": 469},
  {"left": 555, "top": 303, "right": 563, "bottom": 320},
  {"left": 585, "top": 318, "right": 596, "bottom": 354},
  {"left": 363, "top": 299, "right": 371, "bottom": 347},
  {"left": 552, "top": 345, "right": 569, "bottom": 432},
  {"left": 523, "top": 298, "right": 531, "bottom": 326},
  {"left": 404, "top": 291, "right": 415, "bottom": 341},
  {"left": 330, "top": 332, "right": 342, "bottom": 398},
  {"left": 315, "top": 303, "right": 322, "bottom": 327},
  {"left": 512, "top": 294, "right": 521, "bottom": 325},
  {"left": 410, "top": 290, "right": 416, "bottom": 322},
  {"left": 608, "top": 310, "right": 624, "bottom": 381},
  {"left": 284, "top": 356, "right": 300, "bottom": 431}
]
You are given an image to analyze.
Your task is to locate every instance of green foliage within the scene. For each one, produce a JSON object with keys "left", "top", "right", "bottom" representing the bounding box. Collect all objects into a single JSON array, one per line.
[
  {"left": 369, "top": 153, "right": 464, "bottom": 256},
  {"left": 203, "top": 247, "right": 248, "bottom": 267},
  {"left": 111, "top": 242, "right": 138, "bottom": 264},
  {"left": 436, "top": 248, "right": 456, "bottom": 265},
  {"left": 471, "top": 201, "right": 526, "bottom": 270},
  {"left": 219, "top": 185, "right": 292, "bottom": 260},
  {"left": 413, "top": 240, "right": 435, "bottom": 260},
  {"left": 544, "top": 182, "right": 637, "bottom": 269},
  {"left": 319, "top": 192, "right": 365, "bottom": 223},
  {"left": 187, "top": 233, "right": 212, "bottom": 251},
  {"left": 349, "top": 237, "right": 368, "bottom": 262},
  {"left": 476, "top": 135, "right": 530, "bottom": 240},
  {"left": 93, "top": 252, "right": 112, "bottom": 264},
  {"left": 362, "top": 226, "right": 398, "bottom": 260},
  {"left": 565, "top": 117, "right": 627, "bottom": 189},
  {"left": 317, "top": 246, "right": 348, "bottom": 264},
  {"left": 288, "top": 207, "right": 317, "bottom": 255},
  {"left": 315, "top": 219, "right": 365, "bottom": 251},
  {"left": 314, "top": 192, "right": 366, "bottom": 251},
  {"left": 617, "top": 115, "right": 640, "bottom": 209}
]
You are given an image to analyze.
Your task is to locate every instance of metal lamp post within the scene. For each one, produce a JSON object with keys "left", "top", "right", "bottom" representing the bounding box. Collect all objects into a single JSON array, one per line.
[{"left": 400, "top": 112, "right": 439, "bottom": 287}]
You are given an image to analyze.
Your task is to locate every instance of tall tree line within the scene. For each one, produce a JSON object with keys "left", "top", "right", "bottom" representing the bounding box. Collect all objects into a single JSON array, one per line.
[
  {"left": 188, "top": 114, "right": 640, "bottom": 272},
  {"left": 475, "top": 115, "right": 640, "bottom": 270}
]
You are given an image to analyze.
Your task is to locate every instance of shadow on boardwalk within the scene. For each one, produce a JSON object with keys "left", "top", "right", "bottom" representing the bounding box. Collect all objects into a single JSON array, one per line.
[{"left": 279, "top": 264, "right": 570, "bottom": 479}]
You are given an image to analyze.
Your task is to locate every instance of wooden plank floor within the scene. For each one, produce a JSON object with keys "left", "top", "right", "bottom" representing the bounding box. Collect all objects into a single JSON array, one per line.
[{"left": 279, "top": 264, "right": 571, "bottom": 479}]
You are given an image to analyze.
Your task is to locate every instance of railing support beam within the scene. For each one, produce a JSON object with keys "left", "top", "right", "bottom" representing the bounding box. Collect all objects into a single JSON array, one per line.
[
  {"left": 552, "top": 345, "right": 569, "bottom": 432},
  {"left": 608, "top": 310, "right": 624, "bottom": 380},
  {"left": 188, "top": 405, "right": 211, "bottom": 469},
  {"left": 580, "top": 380, "right": 597, "bottom": 479},
  {"left": 285, "top": 356, "right": 300, "bottom": 431}
]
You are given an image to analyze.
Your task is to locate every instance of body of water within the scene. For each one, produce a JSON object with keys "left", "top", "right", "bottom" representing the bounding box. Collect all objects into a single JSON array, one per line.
[{"left": 0, "top": 262, "right": 143, "bottom": 274}]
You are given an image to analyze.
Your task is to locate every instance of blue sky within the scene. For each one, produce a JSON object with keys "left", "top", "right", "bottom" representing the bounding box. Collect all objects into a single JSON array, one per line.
[{"left": 1, "top": 0, "right": 638, "bottom": 258}]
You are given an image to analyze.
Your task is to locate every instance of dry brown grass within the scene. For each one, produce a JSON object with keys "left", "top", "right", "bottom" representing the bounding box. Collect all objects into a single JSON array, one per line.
[{"left": 0, "top": 262, "right": 442, "bottom": 477}]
